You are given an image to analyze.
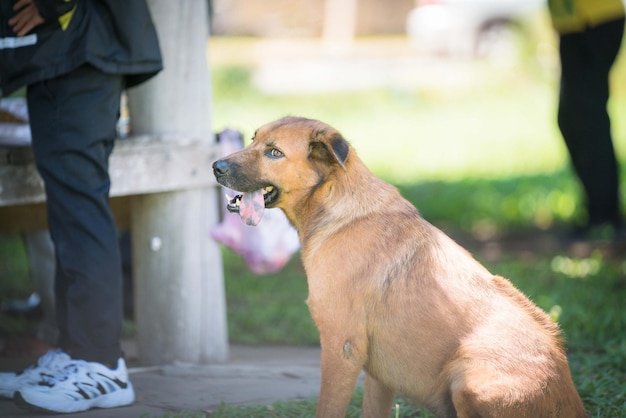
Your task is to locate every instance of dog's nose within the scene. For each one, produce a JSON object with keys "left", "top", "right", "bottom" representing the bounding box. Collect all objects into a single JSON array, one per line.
[{"left": 213, "top": 159, "right": 229, "bottom": 176}]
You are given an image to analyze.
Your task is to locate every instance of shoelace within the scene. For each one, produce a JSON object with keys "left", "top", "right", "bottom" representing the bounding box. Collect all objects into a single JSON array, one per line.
[
  {"left": 40, "top": 361, "right": 88, "bottom": 386},
  {"left": 16, "top": 350, "right": 63, "bottom": 382}
]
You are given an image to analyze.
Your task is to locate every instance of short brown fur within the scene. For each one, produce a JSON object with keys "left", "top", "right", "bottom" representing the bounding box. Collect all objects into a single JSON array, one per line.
[{"left": 213, "top": 117, "right": 587, "bottom": 418}]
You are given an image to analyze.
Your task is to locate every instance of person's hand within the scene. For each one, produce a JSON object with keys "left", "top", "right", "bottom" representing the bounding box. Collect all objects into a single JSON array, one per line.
[{"left": 9, "top": 0, "right": 44, "bottom": 37}]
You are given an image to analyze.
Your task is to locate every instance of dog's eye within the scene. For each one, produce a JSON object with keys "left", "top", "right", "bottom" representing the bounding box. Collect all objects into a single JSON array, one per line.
[{"left": 265, "top": 148, "right": 284, "bottom": 159}]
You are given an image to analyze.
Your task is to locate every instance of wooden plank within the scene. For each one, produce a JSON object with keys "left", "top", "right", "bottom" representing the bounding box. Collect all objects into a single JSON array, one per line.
[
  {"left": 109, "top": 134, "right": 219, "bottom": 197},
  {"left": 0, "top": 196, "right": 132, "bottom": 233},
  {"left": 0, "top": 202, "right": 48, "bottom": 232},
  {"left": 0, "top": 134, "right": 220, "bottom": 207}
]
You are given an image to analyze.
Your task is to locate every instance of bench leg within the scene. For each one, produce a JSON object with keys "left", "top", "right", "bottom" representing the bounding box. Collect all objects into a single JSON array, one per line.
[{"left": 131, "top": 188, "right": 228, "bottom": 365}]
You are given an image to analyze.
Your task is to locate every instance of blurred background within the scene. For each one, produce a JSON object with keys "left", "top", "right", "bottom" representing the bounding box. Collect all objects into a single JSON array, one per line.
[
  {"left": 2, "top": 1, "right": 626, "bottom": 415},
  {"left": 208, "top": 0, "right": 626, "bottom": 231}
]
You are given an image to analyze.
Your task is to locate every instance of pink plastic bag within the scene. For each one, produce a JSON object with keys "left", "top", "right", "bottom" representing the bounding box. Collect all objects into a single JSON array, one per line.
[{"left": 211, "top": 129, "right": 300, "bottom": 274}]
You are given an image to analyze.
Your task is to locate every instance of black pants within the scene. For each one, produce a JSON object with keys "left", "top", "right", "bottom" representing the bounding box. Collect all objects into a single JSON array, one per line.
[
  {"left": 558, "top": 18, "right": 625, "bottom": 227},
  {"left": 27, "top": 64, "right": 124, "bottom": 365}
]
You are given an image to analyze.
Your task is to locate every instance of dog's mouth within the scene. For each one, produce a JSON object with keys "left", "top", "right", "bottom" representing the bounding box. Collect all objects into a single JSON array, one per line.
[{"left": 226, "top": 185, "right": 279, "bottom": 226}]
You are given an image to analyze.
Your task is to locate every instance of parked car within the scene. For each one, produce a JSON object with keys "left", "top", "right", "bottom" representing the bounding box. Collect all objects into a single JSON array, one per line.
[{"left": 406, "top": 0, "right": 545, "bottom": 61}]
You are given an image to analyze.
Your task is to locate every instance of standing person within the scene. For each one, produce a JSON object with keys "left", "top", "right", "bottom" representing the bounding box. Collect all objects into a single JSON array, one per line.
[
  {"left": 548, "top": 0, "right": 625, "bottom": 238},
  {"left": 0, "top": 0, "right": 162, "bottom": 413}
]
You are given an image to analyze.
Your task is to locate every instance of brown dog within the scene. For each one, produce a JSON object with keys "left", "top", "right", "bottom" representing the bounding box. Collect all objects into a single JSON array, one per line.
[{"left": 212, "top": 116, "right": 587, "bottom": 418}]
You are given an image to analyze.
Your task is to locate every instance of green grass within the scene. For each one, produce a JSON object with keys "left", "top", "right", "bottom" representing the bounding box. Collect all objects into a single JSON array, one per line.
[
  {"left": 211, "top": 62, "right": 568, "bottom": 184},
  {"left": 224, "top": 250, "right": 316, "bottom": 346},
  {"left": 0, "top": 234, "right": 31, "bottom": 297},
  {"left": 211, "top": 387, "right": 437, "bottom": 418}
]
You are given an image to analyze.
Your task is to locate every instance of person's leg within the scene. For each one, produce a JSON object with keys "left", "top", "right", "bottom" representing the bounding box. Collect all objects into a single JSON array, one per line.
[
  {"left": 27, "top": 64, "right": 125, "bottom": 366},
  {"left": 558, "top": 19, "right": 624, "bottom": 228}
]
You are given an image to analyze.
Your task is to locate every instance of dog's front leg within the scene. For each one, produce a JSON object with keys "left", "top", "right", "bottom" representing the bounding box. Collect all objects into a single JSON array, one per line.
[
  {"left": 362, "top": 373, "right": 394, "bottom": 418},
  {"left": 315, "top": 335, "right": 366, "bottom": 418}
]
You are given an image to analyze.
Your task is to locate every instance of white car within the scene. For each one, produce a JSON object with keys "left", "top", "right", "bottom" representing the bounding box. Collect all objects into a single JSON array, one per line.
[{"left": 406, "top": 0, "right": 545, "bottom": 60}]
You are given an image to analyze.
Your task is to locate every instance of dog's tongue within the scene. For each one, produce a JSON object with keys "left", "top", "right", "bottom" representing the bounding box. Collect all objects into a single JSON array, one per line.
[{"left": 239, "top": 189, "right": 265, "bottom": 226}]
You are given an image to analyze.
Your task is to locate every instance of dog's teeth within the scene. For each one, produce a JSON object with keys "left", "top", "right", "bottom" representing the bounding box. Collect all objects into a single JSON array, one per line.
[
  {"left": 264, "top": 186, "right": 274, "bottom": 193},
  {"left": 225, "top": 193, "right": 242, "bottom": 207}
]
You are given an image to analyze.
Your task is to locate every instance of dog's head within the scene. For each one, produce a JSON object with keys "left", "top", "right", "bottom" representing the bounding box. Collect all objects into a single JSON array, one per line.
[{"left": 212, "top": 116, "right": 349, "bottom": 226}]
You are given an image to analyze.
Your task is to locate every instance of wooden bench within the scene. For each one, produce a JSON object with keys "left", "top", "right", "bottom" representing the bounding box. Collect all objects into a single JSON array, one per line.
[
  {"left": 0, "top": 134, "right": 229, "bottom": 364},
  {"left": 0, "top": 134, "right": 219, "bottom": 230}
]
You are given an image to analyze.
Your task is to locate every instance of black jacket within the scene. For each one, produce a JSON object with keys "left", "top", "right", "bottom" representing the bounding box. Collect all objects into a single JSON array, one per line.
[{"left": 0, "top": 0, "right": 163, "bottom": 95}]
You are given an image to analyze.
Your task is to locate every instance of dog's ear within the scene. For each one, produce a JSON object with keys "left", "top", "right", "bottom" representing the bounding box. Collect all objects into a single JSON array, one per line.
[
  {"left": 330, "top": 134, "right": 349, "bottom": 167},
  {"left": 309, "top": 132, "right": 349, "bottom": 169}
]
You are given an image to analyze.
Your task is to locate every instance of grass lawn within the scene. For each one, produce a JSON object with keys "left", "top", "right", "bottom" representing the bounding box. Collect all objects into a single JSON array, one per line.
[{"left": 2, "top": 33, "right": 626, "bottom": 417}]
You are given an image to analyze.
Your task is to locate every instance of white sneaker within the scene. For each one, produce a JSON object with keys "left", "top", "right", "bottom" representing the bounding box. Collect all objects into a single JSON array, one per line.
[
  {"left": 14, "top": 357, "right": 135, "bottom": 413},
  {"left": 0, "top": 349, "right": 71, "bottom": 398}
]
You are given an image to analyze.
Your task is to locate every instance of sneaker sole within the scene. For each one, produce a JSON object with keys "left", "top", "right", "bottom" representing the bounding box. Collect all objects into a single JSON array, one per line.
[
  {"left": 14, "top": 383, "right": 135, "bottom": 414},
  {"left": 0, "top": 389, "right": 15, "bottom": 399}
]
